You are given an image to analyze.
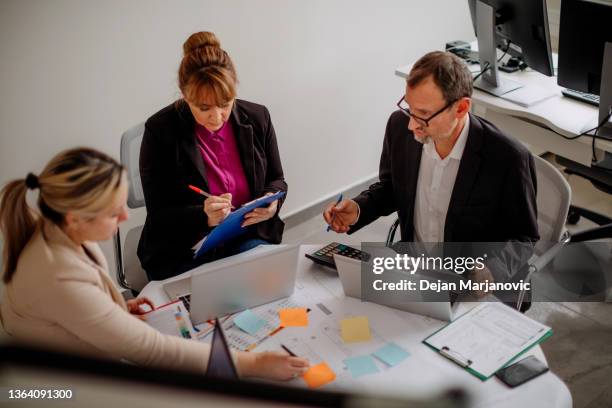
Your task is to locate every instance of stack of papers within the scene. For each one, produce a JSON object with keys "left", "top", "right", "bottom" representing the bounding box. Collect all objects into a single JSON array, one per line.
[{"left": 143, "top": 300, "right": 197, "bottom": 339}]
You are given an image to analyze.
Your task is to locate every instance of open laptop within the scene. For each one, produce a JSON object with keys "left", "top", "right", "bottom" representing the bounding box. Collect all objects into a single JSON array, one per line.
[
  {"left": 163, "top": 245, "right": 299, "bottom": 325},
  {"left": 334, "top": 253, "right": 459, "bottom": 321},
  {"left": 205, "top": 318, "right": 239, "bottom": 379}
]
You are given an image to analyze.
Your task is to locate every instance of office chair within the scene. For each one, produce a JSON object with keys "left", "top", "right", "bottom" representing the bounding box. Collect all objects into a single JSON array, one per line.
[
  {"left": 113, "top": 122, "right": 149, "bottom": 294},
  {"left": 556, "top": 156, "right": 612, "bottom": 242},
  {"left": 516, "top": 155, "right": 572, "bottom": 309},
  {"left": 555, "top": 155, "right": 612, "bottom": 302},
  {"left": 385, "top": 155, "right": 572, "bottom": 310}
]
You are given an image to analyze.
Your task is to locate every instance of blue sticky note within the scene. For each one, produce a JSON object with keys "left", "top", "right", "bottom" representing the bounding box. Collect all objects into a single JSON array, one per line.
[
  {"left": 372, "top": 342, "right": 410, "bottom": 367},
  {"left": 344, "top": 355, "right": 380, "bottom": 378},
  {"left": 233, "top": 309, "right": 266, "bottom": 335}
]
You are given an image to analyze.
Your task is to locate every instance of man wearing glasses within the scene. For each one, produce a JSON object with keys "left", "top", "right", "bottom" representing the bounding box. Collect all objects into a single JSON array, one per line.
[{"left": 323, "top": 51, "right": 538, "bottom": 286}]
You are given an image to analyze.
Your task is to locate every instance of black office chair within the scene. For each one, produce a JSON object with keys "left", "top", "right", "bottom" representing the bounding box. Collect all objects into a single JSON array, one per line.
[{"left": 556, "top": 156, "right": 612, "bottom": 242}]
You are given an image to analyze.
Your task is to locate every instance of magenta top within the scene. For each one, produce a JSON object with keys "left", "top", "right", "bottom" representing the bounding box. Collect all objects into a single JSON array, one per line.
[{"left": 194, "top": 120, "right": 251, "bottom": 207}]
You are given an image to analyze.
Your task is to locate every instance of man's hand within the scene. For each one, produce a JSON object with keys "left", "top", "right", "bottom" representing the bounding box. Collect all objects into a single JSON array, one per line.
[
  {"left": 323, "top": 199, "right": 359, "bottom": 233},
  {"left": 470, "top": 264, "right": 495, "bottom": 298}
]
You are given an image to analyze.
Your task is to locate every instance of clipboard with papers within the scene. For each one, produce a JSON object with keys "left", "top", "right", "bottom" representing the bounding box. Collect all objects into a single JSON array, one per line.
[
  {"left": 423, "top": 302, "right": 552, "bottom": 381},
  {"left": 193, "top": 191, "right": 286, "bottom": 258}
]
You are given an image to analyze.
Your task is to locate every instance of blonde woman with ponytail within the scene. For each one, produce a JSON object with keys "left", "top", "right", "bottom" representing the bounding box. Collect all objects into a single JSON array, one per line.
[
  {"left": 138, "top": 31, "right": 288, "bottom": 280},
  {"left": 0, "top": 147, "right": 308, "bottom": 379}
]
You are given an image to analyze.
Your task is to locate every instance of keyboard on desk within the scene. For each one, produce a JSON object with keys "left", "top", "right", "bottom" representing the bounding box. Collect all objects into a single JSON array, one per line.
[
  {"left": 562, "top": 88, "right": 600, "bottom": 106},
  {"left": 178, "top": 294, "right": 191, "bottom": 312}
]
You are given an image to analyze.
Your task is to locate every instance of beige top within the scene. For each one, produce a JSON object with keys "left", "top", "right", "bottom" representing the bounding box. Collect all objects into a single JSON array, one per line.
[{"left": 1, "top": 221, "right": 211, "bottom": 374}]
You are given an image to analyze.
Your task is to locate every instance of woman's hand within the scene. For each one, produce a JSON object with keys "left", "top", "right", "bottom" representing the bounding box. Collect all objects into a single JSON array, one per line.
[
  {"left": 127, "top": 297, "right": 155, "bottom": 320},
  {"left": 242, "top": 192, "right": 278, "bottom": 227},
  {"left": 239, "top": 351, "right": 309, "bottom": 380},
  {"left": 204, "top": 193, "right": 233, "bottom": 227}
]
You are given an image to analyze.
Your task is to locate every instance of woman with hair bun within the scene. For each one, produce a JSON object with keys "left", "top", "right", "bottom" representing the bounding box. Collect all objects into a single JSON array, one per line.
[
  {"left": 0, "top": 147, "right": 308, "bottom": 379},
  {"left": 138, "top": 31, "right": 288, "bottom": 280}
]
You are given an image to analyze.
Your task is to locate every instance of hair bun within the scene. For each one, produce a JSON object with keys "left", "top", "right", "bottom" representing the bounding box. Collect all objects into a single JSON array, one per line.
[{"left": 183, "top": 31, "right": 221, "bottom": 56}]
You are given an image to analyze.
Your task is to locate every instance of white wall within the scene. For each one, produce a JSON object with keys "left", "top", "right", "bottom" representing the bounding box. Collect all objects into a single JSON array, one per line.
[{"left": 0, "top": 0, "right": 473, "bottom": 280}]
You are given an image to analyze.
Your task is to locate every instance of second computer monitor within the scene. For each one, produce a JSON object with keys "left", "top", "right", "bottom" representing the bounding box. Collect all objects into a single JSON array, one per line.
[
  {"left": 557, "top": 0, "right": 612, "bottom": 96},
  {"left": 468, "top": 0, "right": 554, "bottom": 96}
]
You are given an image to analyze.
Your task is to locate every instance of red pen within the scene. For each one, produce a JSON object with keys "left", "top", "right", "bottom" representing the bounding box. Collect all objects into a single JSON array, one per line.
[{"left": 188, "top": 185, "right": 235, "bottom": 209}]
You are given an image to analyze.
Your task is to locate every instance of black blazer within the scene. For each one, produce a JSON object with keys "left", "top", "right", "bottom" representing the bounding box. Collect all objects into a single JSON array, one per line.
[
  {"left": 137, "top": 99, "right": 287, "bottom": 280},
  {"left": 350, "top": 112, "right": 539, "bottom": 244}
]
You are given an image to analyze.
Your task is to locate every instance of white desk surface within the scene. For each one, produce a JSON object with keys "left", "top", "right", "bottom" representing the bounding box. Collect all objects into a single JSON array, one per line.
[
  {"left": 395, "top": 63, "right": 612, "bottom": 157},
  {"left": 140, "top": 245, "right": 571, "bottom": 408}
]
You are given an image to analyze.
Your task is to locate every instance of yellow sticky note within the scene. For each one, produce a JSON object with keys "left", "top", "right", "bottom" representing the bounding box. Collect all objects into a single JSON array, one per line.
[
  {"left": 303, "top": 362, "right": 336, "bottom": 389},
  {"left": 279, "top": 308, "right": 309, "bottom": 327},
  {"left": 340, "top": 316, "right": 371, "bottom": 343}
]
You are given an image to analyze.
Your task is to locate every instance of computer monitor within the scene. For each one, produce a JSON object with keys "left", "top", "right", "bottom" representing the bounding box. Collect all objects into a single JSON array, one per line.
[
  {"left": 558, "top": 0, "right": 612, "bottom": 96},
  {"left": 557, "top": 0, "right": 612, "bottom": 138},
  {"left": 467, "top": 0, "right": 554, "bottom": 96}
]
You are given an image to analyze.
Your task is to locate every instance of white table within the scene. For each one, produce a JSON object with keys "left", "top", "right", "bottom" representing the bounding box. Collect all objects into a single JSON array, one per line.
[
  {"left": 396, "top": 63, "right": 612, "bottom": 168},
  {"left": 140, "top": 245, "right": 572, "bottom": 408}
]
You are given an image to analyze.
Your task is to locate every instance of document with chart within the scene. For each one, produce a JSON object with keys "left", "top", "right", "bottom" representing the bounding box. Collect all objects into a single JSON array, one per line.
[{"left": 423, "top": 302, "right": 552, "bottom": 380}]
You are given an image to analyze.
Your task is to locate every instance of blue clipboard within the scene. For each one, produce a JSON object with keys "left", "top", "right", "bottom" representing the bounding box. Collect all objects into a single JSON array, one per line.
[{"left": 193, "top": 191, "right": 286, "bottom": 258}]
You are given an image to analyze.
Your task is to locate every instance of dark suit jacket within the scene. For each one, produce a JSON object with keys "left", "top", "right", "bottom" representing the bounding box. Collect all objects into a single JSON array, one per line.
[
  {"left": 137, "top": 99, "right": 287, "bottom": 280},
  {"left": 350, "top": 112, "right": 539, "bottom": 245}
]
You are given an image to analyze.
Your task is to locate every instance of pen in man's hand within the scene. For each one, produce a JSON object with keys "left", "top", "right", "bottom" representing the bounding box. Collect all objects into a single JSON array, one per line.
[{"left": 326, "top": 193, "right": 343, "bottom": 232}]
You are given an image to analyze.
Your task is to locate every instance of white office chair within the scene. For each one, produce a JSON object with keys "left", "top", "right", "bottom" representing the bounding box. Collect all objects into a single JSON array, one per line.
[
  {"left": 533, "top": 155, "right": 572, "bottom": 247},
  {"left": 385, "top": 155, "right": 572, "bottom": 310},
  {"left": 113, "top": 122, "right": 149, "bottom": 293},
  {"left": 515, "top": 155, "right": 572, "bottom": 308}
]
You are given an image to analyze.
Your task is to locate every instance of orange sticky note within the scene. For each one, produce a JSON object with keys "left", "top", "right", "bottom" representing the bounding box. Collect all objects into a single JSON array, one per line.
[
  {"left": 279, "top": 308, "right": 309, "bottom": 327},
  {"left": 303, "top": 362, "right": 336, "bottom": 389}
]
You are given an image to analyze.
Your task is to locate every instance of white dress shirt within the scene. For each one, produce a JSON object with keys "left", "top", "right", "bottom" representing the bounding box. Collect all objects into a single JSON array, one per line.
[{"left": 414, "top": 115, "right": 470, "bottom": 243}]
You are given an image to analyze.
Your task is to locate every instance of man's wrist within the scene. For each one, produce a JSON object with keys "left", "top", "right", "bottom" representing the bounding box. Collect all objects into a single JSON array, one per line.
[{"left": 350, "top": 199, "right": 360, "bottom": 226}]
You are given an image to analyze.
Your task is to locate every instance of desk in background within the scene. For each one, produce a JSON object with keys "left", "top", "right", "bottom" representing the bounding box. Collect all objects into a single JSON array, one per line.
[{"left": 140, "top": 245, "right": 571, "bottom": 408}]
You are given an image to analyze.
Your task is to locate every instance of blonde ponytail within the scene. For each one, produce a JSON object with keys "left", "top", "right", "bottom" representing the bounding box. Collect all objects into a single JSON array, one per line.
[
  {"left": 0, "top": 179, "right": 39, "bottom": 283},
  {"left": 0, "top": 147, "right": 124, "bottom": 283}
]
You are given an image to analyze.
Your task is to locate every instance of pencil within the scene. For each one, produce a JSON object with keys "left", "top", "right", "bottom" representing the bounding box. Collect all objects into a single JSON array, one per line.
[{"left": 188, "top": 184, "right": 235, "bottom": 209}]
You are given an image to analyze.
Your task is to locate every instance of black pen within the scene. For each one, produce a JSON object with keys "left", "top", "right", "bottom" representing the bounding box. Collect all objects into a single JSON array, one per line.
[{"left": 281, "top": 344, "right": 297, "bottom": 357}]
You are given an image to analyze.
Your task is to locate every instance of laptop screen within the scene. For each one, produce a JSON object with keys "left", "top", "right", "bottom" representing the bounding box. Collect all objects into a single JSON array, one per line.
[{"left": 205, "top": 318, "right": 239, "bottom": 379}]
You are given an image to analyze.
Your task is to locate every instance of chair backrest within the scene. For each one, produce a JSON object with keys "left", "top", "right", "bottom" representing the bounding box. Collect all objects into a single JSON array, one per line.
[
  {"left": 120, "top": 123, "right": 145, "bottom": 209},
  {"left": 123, "top": 225, "right": 148, "bottom": 291},
  {"left": 115, "top": 122, "right": 148, "bottom": 292},
  {"left": 533, "top": 155, "right": 571, "bottom": 247}
]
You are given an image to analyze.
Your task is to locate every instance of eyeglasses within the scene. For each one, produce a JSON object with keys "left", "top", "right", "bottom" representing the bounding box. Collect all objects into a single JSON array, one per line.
[{"left": 396, "top": 96, "right": 457, "bottom": 127}]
